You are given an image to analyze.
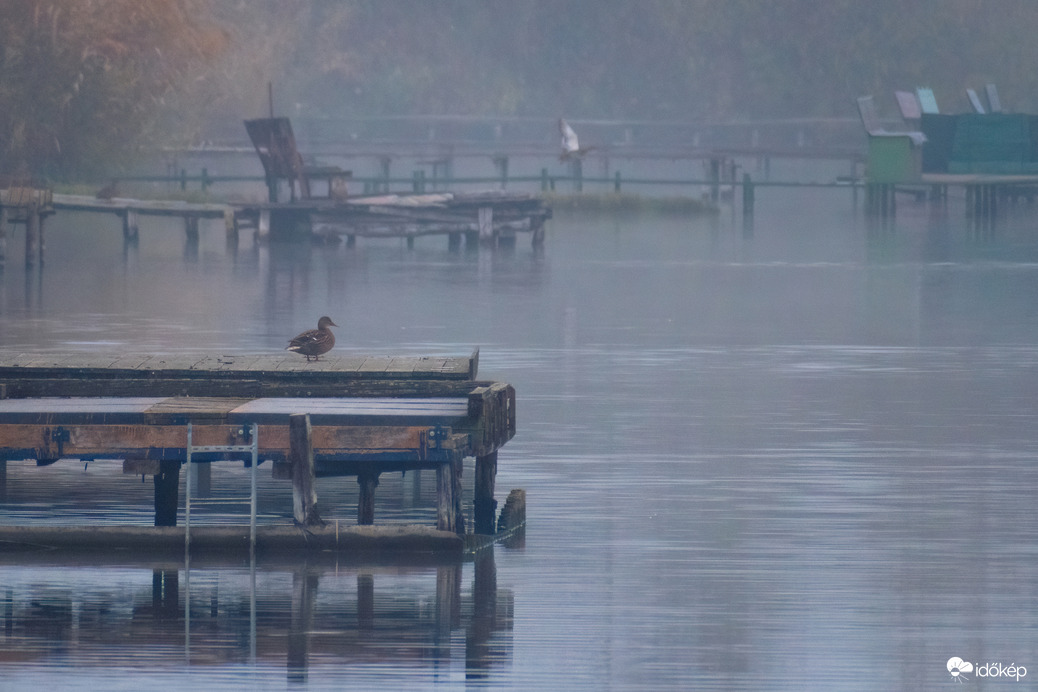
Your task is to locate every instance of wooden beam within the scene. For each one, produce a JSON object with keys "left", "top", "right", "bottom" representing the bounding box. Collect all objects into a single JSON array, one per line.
[
  {"left": 289, "top": 413, "right": 322, "bottom": 526},
  {"left": 153, "top": 459, "right": 180, "bottom": 526},
  {"left": 474, "top": 452, "right": 497, "bottom": 535},
  {"left": 436, "top": 461, "right": 455, "bottom": 533},
  {"left": 357, "top": 472, "right": 379, "bottom": 525}
]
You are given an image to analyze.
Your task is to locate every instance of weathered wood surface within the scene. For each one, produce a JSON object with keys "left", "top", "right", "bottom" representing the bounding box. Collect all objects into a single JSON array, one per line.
[
  {"left": 242, "top": 190, "right": 551, "bottom": 240},
  {"left": 289, "top": 413, "right": 322, "bottom": 526},
  {"left": 0, "top": 351, "right": 480, "bottom": 398},
  {"left": 52, "top": 194, "right": 228, "bottom": 218},
  {"left": 0, "top": 420, "right": 465, "bottom": 465}
]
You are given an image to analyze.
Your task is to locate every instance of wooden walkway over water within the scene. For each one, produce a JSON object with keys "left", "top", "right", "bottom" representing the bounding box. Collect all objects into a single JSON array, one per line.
[
  {"left": 0, "top": 190, "right": 550, "bottom": 259},
  {"left": 0, "top": 351, "right": 516, "bottom": 549}
]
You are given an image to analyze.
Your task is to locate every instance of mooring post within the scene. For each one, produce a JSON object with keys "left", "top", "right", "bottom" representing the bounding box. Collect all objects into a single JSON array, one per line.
[
  {"left": 571, "top": 158, "right": 583, "bottom": 192},
  {"left": 153, "top": 459, "right": 181, "bottom": 527},
  {"left": 742, "top": 172, "right": 755, "bottom": 218},
  {"left": 24, "top": 202, "right": 39, "bottom": 267},
  {"left": 474, "top": 451, "right": 498, "bottom": 535},
  {"left": 379, "top": 157, "right": 391, "bottom": 192},
  {"left": 224, "top": 209, "right": 238, "bottom": 249},
  {"left": 289, "top": 413, "right": 322, "bottom": 526},
  {"left": 122, "top": 210, "right": 139, "bottom": 241},
  {"left": 0, "top": 205, "right": 6, "bottom": 263},
  {"left": 710, "top": 158, "right": 721, "bottom": 203},
  {"left": 436, "top": 461, "right": 456, "bottom": 533},
  {"left": 357, "top": 472, "right": 379, "bottom": 525},
  {"left": 478, "top": 206, "right": 494, "bottom": 246},
  {"left": 184, "top": 216, "right": 199, "bottom": 243}
]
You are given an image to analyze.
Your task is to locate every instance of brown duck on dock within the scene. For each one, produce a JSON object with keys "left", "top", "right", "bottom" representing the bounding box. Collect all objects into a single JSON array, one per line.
[
  {"left": 95, "top": 179, "right": 118, "bottom": 200},
  {"left": 286, "top": 316, "right": 338, "bottom": 361}
]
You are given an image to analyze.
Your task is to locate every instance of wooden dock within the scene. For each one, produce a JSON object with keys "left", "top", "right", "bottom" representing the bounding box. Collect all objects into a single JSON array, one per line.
[
  {"left": 0, "top": 350, "right": 517, "bottom": 550},
  {"left": 237, "top": 189, "right": 551, "bottom": 247},
  {"left": 52, "top": 193, "right": 232, "bottom": 242},
  {"left": 8, "top": 190, "right": 550, "bottom": 251}
]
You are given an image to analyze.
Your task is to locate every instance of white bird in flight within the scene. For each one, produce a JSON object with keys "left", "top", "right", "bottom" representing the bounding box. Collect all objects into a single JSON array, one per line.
[{"left": 559, "top": 118, "right": 593, "bottom": 161}]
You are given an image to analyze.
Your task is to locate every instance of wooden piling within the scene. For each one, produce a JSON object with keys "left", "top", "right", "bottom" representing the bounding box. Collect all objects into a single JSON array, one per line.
[
  {"left": 24, "top": 202, "right": 39, "bottom": 267},
  {"left": 742, "top": 172, "right": 755, "bottom": 218},
  {"left": 357, "top": 472, "right": 379, "bottom": 525},
  {"left": 497, "top": 488, "right": 526, "bottom": 534},
  {"left": 0, "top": 205, "right": 6, "bottom": 263},
  {"left": 224, "top": 209, "right": 238, "bottom": 247},
  {"left": 184, "top": 216, "right": 200, "bottom": 242},
  {"left": 289, "top": 413, "right": 322, "bottom": 526},
  {"left": 122, "top": 210, "right": 139, "bottom": 241},
  {"left": 436, "top": 462, "right": 456, "bottom": 533},
  {"left": 153, "top": 459, "right": 180, "bottom": 527},
  {"left": 474, "top": 451, "right": 498, "bottom": 535},
  {"left": 478, "top": 206, "right": 494, "bottom": 245}
]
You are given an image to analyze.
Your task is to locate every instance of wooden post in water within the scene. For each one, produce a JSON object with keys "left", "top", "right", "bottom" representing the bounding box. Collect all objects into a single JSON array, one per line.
[
  {"left": 436, "top": 461, "right": 456, "bottom": 533},
  {"left": 742, "top": 173, "right": 755, "bottom": 218},
  {"left": 289, "top": 413, "right": 322, "bottom": 526},
  {"left": 122, "top": 210, "right": 139, "bottom": 241},
  {"left": 709, "top": 158, "right": 721, "bottom": 203},
  {"left": 571, "top": 158, "right": 583, "bottom": 192},
  {"left": 478, "top": 206, "right": 494, "bottom": 246},
  {"left": 224, "top": 209, "right": 238, "bottom": 250},
  {"left": 0, "top": 205, "right": 6, "bottom": 263},
  {"left": 474, "top": 451, "right": 498, "bottom": 535},
  {"left": 184, "top": 216, "right": 200, "bottom": 243},
  {"left": 24, "top": 202, "right": 39, "bottom": 267},
  {"left": 493, "top": 155, "right": 509, "bottom": 189},
  {"left": 153, "top": 459, "right": 180, "bottom": 526},
  {"left": 357, "top": 472, "right": 379, "bottom": 525}
]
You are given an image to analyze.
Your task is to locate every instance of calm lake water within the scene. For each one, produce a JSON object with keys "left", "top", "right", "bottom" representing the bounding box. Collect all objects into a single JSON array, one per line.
[{"left": 3, "top": 167, "right": 1038, "bottom": 689}]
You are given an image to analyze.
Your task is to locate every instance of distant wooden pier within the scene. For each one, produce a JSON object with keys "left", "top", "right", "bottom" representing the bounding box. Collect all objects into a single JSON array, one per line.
[
  {"left": 237, "top": 190, "right": 551, "bottom": 247},
  {"left": 11, "top": 190, "right": 550, "bottom": 251},
  {"left": 0, "top": 350, "right": 517, "bottom": 552},
  {"left": 52, "top": 193, "right": 232, "bottom": 242}
]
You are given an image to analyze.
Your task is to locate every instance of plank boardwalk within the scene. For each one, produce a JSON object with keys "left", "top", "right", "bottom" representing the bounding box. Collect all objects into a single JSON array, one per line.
[{"left": 0, "top": 349, "right": 514, "bottom": 540}]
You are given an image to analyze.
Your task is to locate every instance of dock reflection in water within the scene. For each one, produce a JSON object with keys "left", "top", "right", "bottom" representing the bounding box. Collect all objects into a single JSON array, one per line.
[{"left": 0, "top": 550, "right": 510, "bottom": 684}]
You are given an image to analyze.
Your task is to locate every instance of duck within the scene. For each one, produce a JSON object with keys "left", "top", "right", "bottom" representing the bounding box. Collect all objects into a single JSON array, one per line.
[
  {"left": 95, "top": 179, "right": 118, "bottom": 200},
  {"left": 286, "top": 316, "right": 338, "bottom": 361}
]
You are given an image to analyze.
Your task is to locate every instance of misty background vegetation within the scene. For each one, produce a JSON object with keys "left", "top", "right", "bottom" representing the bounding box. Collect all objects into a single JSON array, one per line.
[{"left": 3, "top": 0, "right": 1038, "bottom": 179}]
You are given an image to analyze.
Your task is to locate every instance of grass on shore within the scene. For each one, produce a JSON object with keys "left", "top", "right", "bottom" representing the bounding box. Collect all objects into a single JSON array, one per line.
[{"left": 540, "top": 191, "right": 718, "bottom": 214}]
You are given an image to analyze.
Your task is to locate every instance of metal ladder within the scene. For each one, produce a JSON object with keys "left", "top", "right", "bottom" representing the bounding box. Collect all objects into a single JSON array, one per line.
[{"left": 184, "top": 422, "right": 259, "bottom": 554}]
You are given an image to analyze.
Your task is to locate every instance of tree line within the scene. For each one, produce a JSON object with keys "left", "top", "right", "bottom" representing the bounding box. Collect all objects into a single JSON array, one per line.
[{"left": 4, "top": 0, "right": 1038, "bottom": 178}]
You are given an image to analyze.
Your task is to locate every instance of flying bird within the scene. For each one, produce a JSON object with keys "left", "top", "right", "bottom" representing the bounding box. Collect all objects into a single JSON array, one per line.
[
  {"left": 286, "top": 316, "right": 338, "bottom": 361},
  {"left": 559, "top": 118, "right": 593, "bottom": 161}
]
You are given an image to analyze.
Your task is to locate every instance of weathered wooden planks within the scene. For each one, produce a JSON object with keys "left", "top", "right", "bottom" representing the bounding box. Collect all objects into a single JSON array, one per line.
[
  {"left": 0, "top": 351, "right": 477, "bottom": 387},
  {"left": 0, "top": 350, "right": 515, "bottom": 535}
]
